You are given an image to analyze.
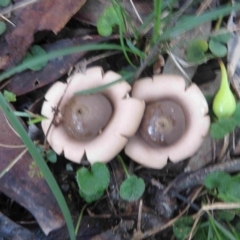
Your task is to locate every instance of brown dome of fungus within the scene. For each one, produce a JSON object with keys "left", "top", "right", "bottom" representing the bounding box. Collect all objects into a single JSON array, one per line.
[
  {"left": 125, "top": 75, "right": 210, "bottom": 169},
  {"left": 62, "top": 94, "right": 112, "bottom": 141},
  {"left": 139, "top": 100, "right": 186, "bottom": 147},
  {"left": 41, "top": 67, "right": 145, "bottom": 164}
]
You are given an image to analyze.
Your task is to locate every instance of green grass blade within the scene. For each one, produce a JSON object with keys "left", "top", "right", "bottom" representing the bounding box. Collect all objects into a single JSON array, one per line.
[
  {"left": 74, "top": 72, "right": 134, "bottom": 95},
  {"left": 151, "top": 0, "right": 162, "bottom": 45},
  {"left": 159, "top": 4, "right": 240, "bottom": 42},
  {"left": 0, "top": 43, "right": 145, "bottom": 82},
  {"left": 0, "top": 93, "right": 76, "bottom": 240},
  {"left": 213, "top": 219, "right": 237, "bottom": 240},
  {"left": 208, "top": 215, "right": 223, "bottom": 240}
]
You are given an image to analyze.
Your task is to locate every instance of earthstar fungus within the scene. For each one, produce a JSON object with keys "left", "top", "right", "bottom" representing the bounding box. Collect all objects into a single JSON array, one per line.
[
  {"left": 125, "top": 75, "right": 210, "bottom": 169},
  {"left": 41, "top": 67, "right": 145, "bottom": 164}
]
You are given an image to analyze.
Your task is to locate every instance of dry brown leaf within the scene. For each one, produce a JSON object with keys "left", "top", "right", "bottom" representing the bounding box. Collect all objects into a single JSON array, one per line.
[
  {"left": 0, "top": 107, "right": 64, "bottom": 235},
  {"left": 0, "top": 0, "right": 87, "bottom": 69}
]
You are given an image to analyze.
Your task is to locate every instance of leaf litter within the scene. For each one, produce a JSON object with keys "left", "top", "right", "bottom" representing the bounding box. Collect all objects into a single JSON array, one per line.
[{"left": 1, "top": 0, "right": 240, "bottom": 240}]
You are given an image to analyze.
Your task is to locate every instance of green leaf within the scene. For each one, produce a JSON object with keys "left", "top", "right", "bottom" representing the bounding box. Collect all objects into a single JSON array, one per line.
[
  {"left": 210, "top": 118, "right": 236, "bottom": 140},
  {"left": 173, "top": 216, "right": 194, "bottom": 240},
  {"left": 120, "top": 175, "right": 145, "bottom": 202},
  {"left": 0, "top": 21, "right": 6, "bottom": 35},
  {"left": 186, "top": 39, "right": 208, "bottom": 63},
  {"left": 236, "top": 222, "right": 240, "bottom": 233},
  {"left": 0, "top": 0, "right": 11, "bottom": 7},
  {"left": 97, "top": 6, "right": 120, "bottom": 37},
  {"left": 209, "top": 39, "right": 227, "bottom": 57},
  {"left": 3, "top": 90, "right": 16, "bottom": 102},
  {"left": 126, "top": 39, "right": 145, "bottom": 58},
  {"left": 0, "top": 43, "right": 142, "bottom": 83},
  {"left": 212, "top": 218, "right": 237, "bottom": 240},
  {"left": 204, "top": 171, "right": 231, "bottom": 193},
  {"left": 215, "top": 210, "right": 235, "bottom": 222},
  {"left": 46, "top": 150, "right": 57, "bottom": 163},
  {"left": 79, "top": 189, "right": 104, "bottom": 203},
  {"left": 224, "top": 175, "right": 240, "bottom": 202},
  {"left": 76, "top": 162, "right": 110, "bottom": 197},
  {"left": 211, "top": 31, "right": 231, "bottom": 44},
  {"left": 232, "top": 102, "right": 240, "bottom": 126},
  {"left": 22, "top": 45, "right": 48, "bottom": 71}
]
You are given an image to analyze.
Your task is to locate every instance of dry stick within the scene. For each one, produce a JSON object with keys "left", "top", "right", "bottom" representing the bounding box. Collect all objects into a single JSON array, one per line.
[
  {"left": 0, "top": 148, "right": 28, "bottom": 179},
  {"left": 196, "top": 0, "right": 213, "bottom": 15},
  {"left": 43, "top": 74, "right": 75, "bottom": 147},
  {"left": 0, "top": 14, "right": 15, "bottom": 26},
  {"left": 141, "top": 159, "right": 240, "bottom": 239},
  {"left": 131, "top": 187, "right": 202, "bottom": 240},
  {"left": 170, "top": 158, "right": 240, "bottom": 193},
  {"left": 137, "top": 199, "right": 143, "bottom": 232},
  {"left": 188, "top": 210, "right": 203, "bottom": 240},
  {"left": 0, "top": 143, "right": 25, "bottom": 148}
]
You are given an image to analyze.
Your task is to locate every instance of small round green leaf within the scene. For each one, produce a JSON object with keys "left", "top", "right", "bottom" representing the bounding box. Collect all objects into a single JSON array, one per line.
[
  {"left": 209, "top": 39, "right": 227, "bottom": 57},
  {"left": 225, "top": 175, "right": 240, "bottom": 201},
  {"left": 0, "top": 21, "right": 6, "bottom": 35},
  {"left": 22, "top": 45, "right": 48, "bottom": 71},
  {"left": 173, "top": 216, "right": 194, "bottom": 240},
  {"left": 211, "top": 31, "right": 231, "bottom": 44},
  {"left": 46, "top": 150, "right": 57, "bottom": 163},
  {"left": 120, "top": 175, "right": 145, "bottom": 202},
  {"left": 3, "top": 90, "right": 16, "bottom": 102},
  {"left": 210, "top": 118, "right": 236, "bottom": 140},
  {"left": 204, "top": 171, "right": 231, "bottom": 193},
  {"left": 76, "top": 162, "right": 110, "bottom": 196},
  {"left": 79, "top": 189, "right": 104, "bottom": 203},
  {"left": 0, "top": 0, "right": 11, "bottom": 7},
  {"left": 186, "top": 39, "right": 208, "bottom": 63},
  {"left": 97, "top": 6, "right": 120, "bottom": 37}
]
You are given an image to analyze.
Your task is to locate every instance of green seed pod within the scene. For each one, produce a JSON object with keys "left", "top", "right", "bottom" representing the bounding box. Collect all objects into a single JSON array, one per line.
[{"left": 213, "top": 59, "right": 236, "bottom": 119}]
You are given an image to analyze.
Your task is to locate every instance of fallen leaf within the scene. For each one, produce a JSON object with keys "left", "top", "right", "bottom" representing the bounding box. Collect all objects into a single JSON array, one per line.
[
  {"left": 0, "top": 0, "right": 87, "bottom": 69},
  {"left": 0, "top": 107, "right": 65, "bottom": 235},
  {"left": 5, "top": 35, "right": 106, "bottom": 96}
]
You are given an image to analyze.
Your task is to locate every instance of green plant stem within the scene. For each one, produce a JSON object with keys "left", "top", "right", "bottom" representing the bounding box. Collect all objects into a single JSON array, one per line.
[
  {"left": 213, "top": 220, "right": 237, "bottom": 240},
  {"left": 75, "top": 72, "right": 134, "bottom": 95},
  {"left": 208, "top": 215, "right": 223, "bottom": 240},
  {"left": 152, "top": 0, "right": 162, "bottom": 45},
  {"left": 117, "top": 155, "right": 130, "bottom": 178},
  {"left": 214, "top": 17, "right": 223, "bottom": 31},
  {"left": 0, "top": 92, "right": 76, "bottom": 240},
  {"left": 75, "top": 204, "right": 88, "bottom": 236}
]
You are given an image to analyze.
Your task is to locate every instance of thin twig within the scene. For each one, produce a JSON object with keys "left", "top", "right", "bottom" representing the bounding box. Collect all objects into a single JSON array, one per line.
[
  {"left": 170, "top": 158, "right": 240, "bottom": 193},
  {"left": 0, "top": 14, "right": 15, "bottom": 26},
  {"left": 131, "top": 187, "right": 202, "bottom": 240},
  {"left": 0, "top": 143, "right": 25, "bottom": 148},
  {"left": 43, "top": 74, "right": 74, "bottom": 147},
  {"left": 167, "top": 49, "right": 191, "bottom": 84},
  {"left": 0, "top": 0, "right": 39, "bottom": 16},
  {"left": 0, "top": 148, "right": 28, "bottom": 178},
  {"left": 137, "top": 199, "right": 143, "bottom": 232},
  {"left": 129, "top": 0, "right": 143, "bottom": 24}
]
